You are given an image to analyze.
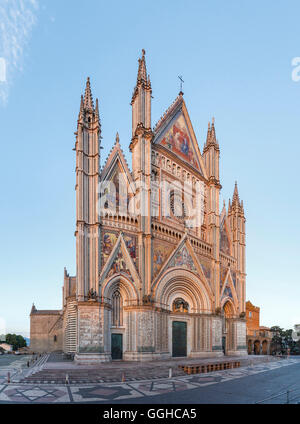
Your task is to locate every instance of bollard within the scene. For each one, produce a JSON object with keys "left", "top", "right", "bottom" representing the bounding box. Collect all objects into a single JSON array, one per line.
[
  {"left": 169, "top": 368, "right": 172, "bottom": 379},
  {"left": 121, "top": 372, "right": 125, "bottom": 382},
  {"left": 7, "top": 372, "right": 10, "bottom": 383},
  {"left": 65, "top": 374, "right": 69, "bottom": 385}
]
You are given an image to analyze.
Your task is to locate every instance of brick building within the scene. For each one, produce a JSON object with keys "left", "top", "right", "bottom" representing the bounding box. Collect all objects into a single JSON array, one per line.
[{"left": 246, "top": 301, "right": 272, "bottom": 354}]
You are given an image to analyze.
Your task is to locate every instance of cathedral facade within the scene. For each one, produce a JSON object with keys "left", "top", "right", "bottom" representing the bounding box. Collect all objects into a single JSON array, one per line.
[{"left": 30, "top": 51, "right": 247, "bottom": 362}]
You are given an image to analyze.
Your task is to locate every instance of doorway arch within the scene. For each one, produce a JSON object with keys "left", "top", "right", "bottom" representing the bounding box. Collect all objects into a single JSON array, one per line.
[
  {"left": 221, "top": 300, "right": 235, "bottom": 355},
  {"left": 262, "top": 340, "right": 268, "bottom": 355},
  {"left": 248, "top": 339, "right": 253, "bottom": 354},
  {"left": 254, "top": 340, "right": 261, "bottom": 355}
]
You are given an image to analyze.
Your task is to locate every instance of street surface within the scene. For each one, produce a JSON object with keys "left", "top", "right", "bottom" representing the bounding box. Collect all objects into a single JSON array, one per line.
[{"left": 0, "top": 356, "right": 299, "bottom": 403}]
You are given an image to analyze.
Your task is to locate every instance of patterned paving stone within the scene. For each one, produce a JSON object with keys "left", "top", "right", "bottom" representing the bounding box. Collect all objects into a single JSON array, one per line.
[
  {"left": 130, "top": 379, "right": 196, "bottom": 396},
  {"left": 185, "top": 375, "right": 222, "bottom": 385},
  {"left": 70, "top": 384, "right": 143, "bottom": 402},
  {"left": 0, "top": 359, "right": 299, "bottom": 403},
  {"left": 0, "top": 385, "right": 69, "bottom": 403}
]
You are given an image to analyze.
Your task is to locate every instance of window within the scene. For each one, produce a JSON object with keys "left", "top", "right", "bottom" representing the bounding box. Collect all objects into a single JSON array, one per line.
[
  {"left": 112, "top": 290, "right": 123, "bottom": 326},
  {"left": 54, "top": 335, "right": 57, "bottom": 342},
  {"left": 170, "top": 190, "right": 187, "bottom": 220},
  {"left": 249, "top": 311, "right": 252, "bottom": 318}
]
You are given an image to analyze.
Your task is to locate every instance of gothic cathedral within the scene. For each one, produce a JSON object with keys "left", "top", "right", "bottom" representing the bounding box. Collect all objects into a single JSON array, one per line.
[{"left": 30, "top": 51, "right": 247, "bottom": 362}]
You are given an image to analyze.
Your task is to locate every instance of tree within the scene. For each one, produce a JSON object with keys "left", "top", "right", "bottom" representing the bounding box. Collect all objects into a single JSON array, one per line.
[
  {"left": 5, "top": 334, "right": 27, "bottom": 351},
  {"left": 270, "top": 326, "right": 297, "bottom": 354},
  {"left": 270, "top": 326, "right": 284, "bottom": 354}
]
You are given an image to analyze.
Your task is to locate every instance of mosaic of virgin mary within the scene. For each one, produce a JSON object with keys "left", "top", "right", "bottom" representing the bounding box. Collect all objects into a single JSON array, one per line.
[{"left": 161, "top": 115, "right": 199, "bottom": 170}]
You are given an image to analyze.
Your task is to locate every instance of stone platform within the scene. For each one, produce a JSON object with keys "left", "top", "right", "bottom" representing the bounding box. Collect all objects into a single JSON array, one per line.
[{"left": 17, "top": 353, "right": 280, "bottom": 385}]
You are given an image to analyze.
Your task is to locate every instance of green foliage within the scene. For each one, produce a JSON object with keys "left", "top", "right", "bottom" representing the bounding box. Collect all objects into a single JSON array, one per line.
[
  {"left": 5, "top": 334, "right": 27, "bottom": 351},
  {"left": 270, "top": 326, "right": 297, "bottom": 354}
]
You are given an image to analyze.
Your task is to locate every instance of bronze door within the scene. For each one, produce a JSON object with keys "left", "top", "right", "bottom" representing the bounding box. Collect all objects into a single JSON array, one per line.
[
  {"left": 111, "top": 334, "right": 123, "bottom": 360},
  {"left": 172, "top": 321, "right": 187, "bottom": 357}
]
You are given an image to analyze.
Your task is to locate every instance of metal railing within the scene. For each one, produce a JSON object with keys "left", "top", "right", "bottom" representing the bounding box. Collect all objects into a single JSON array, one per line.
[{"left": 255, "top": 387, "right": 300, "bottom": 404}]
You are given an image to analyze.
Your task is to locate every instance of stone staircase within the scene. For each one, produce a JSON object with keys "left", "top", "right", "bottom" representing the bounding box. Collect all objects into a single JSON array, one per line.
[
  {"left": 18, "top": 354, "right": 279, "bottom": 384},
  {"left": 19, "top": 363, "right": 186, "bottom": 384},
  {"left": 12, "top": 353, "right": 49, "bottom": 382}
]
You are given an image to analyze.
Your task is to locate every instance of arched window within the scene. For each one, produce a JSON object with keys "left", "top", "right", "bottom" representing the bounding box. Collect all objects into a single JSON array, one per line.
[
  {"left": 172, "top": 298, "right": 189, "bottom": 313},
  {"left": 112, "top": 290, "right": 123, "bottom": 326}
]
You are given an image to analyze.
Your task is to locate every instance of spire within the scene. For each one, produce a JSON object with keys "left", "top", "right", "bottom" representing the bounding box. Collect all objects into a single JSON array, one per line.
[
  {"left": 203, "top": 118, "right": 219, "bottom": 152},
  {"left": 78, "top": 78, "right": 101, "bottom": 128},
  {"left": 210, "top": 117, "right": 216, "bottom": 143},
  {"left": 231, "top": 181, "right": 244, "bottom": 211},
  {"left": 210, "top": 117, "right": 219, "bottom": 147},
  {"left": 83, "top": 77, "right": 94, "bottom": 111},
  {"left": 240, "top": 199, "right": 244, "bottom": 215},
  {"left": 115, "top": 132, "right": 120, "bottom": 144},
  {"left": 31, "top": 303, "right": 37, "bottom": 314},
  {"left": 204, "top": 121, "right": 211, "bottom": 148},
  {"left": 137, "top": 49, "right": 147, "bottom": 84},
  {"left": 78, "top": 95, "right": 84, "bottom": 120},
  {"left": 95, "top": 98, "right": 101, "bottom": 126},
  {"left": 131, "top": 49, "right": 151, "bottom": 106},
  {"left": 232, "top": 181, "right": 239, "bottom": 204},
  {"left": 131, "top": 50, "right": 152, "bottom": 134}
]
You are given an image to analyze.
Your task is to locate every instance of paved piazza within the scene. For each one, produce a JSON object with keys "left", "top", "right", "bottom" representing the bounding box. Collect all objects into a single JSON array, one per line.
[
  {"left": 0, "top": 357, "right": 299, "bottom": 404},
  {"left": 0, "top": 355, "right": 33, "bottom": 384}
]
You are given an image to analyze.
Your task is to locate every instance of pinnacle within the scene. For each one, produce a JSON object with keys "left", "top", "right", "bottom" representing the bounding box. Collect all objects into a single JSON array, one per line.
[
  {"left": 210, "top": 117, "right": 217, "bottom": 143},
  {"left": 83, "top": 76, "right": 94, "bottom": 111},
  {"left": 204, "top": 117, "right": 219, "bottom": 151},
  {"left": 232, "top": 181, "right": 241, "bottom": 208},
  {"left": 137, "top": 49, "right": 147, "bottom": 82},
  {"left": 205, "top": 121, "right": 211, "bottom": 147}
]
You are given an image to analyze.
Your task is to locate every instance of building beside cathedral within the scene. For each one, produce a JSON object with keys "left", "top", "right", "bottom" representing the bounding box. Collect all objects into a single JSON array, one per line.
[
  {"left": 246, "top": 301, "right": 273, "bottom": 355},
  {"left": 30, "top": 50, "right": 247, "bottom": 363}
]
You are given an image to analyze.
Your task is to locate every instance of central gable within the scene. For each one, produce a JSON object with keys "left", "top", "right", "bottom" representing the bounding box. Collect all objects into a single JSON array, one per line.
[
  {"left": 153, "top": 98, "right": 206, "bottom": 177},
  {"left": 156, "top": 111, "right": 201, "bottom": 171}
]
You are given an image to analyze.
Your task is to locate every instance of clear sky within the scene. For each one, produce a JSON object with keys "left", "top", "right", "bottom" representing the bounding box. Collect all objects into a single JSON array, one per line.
[{"left": 0, "top": 0, "right": 299, "bottom": 337}]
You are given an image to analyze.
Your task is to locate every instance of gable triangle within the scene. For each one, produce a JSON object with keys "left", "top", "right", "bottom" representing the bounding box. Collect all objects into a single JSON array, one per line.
[
  {"left": 99, "top": 234, "right": 140, "bottom": 284},
  {"left": 220, "top": 269, "right": 238, "bottom": 304},
  {"left": 153, "top": 97, "right": 207, "bottom": 177},
  {"left": 101, "top": 139, "right": 135, "bottom": 193},
  {"left": 167, "top": 241, "right": 198, "bottom": 272}
]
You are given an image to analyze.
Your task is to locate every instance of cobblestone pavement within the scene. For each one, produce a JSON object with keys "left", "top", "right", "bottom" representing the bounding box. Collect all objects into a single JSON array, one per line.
[{"left": 0, "top": 358, "right": 299, "bottom": 403}]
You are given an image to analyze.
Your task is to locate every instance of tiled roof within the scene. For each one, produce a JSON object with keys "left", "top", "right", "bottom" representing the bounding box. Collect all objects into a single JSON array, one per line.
[{"left": 32, "top": 310, "right": 61, "bottom": 315}]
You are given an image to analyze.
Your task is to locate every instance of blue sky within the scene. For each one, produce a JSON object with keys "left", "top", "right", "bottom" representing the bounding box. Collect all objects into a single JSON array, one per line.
[{"left": 0, "top": 0, "right": 299, "bottom": 337}]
